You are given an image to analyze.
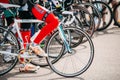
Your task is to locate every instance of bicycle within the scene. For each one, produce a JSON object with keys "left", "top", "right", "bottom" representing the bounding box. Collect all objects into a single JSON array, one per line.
[
  {"left": 26, "top": 0, "right": 94, "bottom": 68},
  {"left": 76, "top": 0, "right": 113, "bottom": 31},
  {"left": 0, "top": 2, "right": 94, "bottom": 77}
]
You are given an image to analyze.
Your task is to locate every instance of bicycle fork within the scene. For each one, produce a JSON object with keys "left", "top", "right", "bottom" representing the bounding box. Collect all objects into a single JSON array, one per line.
[{"left": 58, "top": 25, "right": 72, "bottom": 53}]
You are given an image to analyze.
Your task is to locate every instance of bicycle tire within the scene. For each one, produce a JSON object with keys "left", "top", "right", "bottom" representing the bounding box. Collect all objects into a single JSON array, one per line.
[
  {"left": 106, "top": 0, "right": 111, "bottom": 4},
  {"left": 113, "top": 2, "right": 120, "bottom": 28},
  {"left": 92, "top": 1, "right": 112, "bottom": 31},
  {"left": 74, "top": 0, "right": 102, "bottom": 31},
  {"left": 72, "top": 5, "right": 95, "bottom": 37},
  {"left": 0, "top": 26, "right": 19, "bottom": 76},
  {"left": 82, "top": 3, "right": 101, "bottom": 31},
  {"left": 46, "top": 27, "right": 94, "bottom": 77}
]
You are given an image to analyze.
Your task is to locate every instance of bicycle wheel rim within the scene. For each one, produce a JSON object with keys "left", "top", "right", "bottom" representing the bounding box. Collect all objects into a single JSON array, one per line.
[{"left": 46, "top": 27, "right": 94, "bottom": 77}]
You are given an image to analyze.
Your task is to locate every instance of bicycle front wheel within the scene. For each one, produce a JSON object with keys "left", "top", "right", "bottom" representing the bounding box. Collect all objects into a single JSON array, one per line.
[{"left": 46, "top": 27, "right": 94, "bottom": 77}]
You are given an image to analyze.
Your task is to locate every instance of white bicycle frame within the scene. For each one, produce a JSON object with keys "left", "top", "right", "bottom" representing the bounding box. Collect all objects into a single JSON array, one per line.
[
  {"left": 0, "top": 2, "right": 75, "bottom": 58},
  {"left": 14, "top": 19, "right": 44, "bottom": 49},
  {"left": 14, "top": 10, "right": 75, "bottom": 52}
]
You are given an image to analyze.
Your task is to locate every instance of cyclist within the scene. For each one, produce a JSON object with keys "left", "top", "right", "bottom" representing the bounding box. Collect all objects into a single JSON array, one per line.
[
  {"left": 0, "top": 0, "right": 59, "bottom": 72},
  {"left": 110, "top": 0, "right": 118, "bottom": 26},
  {"left": 99, "top": 0, "right": 118, "bottom": 26}
]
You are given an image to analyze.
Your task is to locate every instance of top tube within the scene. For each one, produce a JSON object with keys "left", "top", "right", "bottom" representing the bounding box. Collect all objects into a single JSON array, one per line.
[
  {"left": 0, "top": 2, "right": 20, "bottom": 8},
  {"left": 14, "top": 19, "right": 44, "bottom": 23}
]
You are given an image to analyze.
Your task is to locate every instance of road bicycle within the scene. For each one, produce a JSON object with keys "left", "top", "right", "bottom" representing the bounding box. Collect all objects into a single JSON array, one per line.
[
  {"left": 26, "top": 2, "right": 95, "bottom": 77},
  {"left": 78, "top": 0, "right": 113, "bottom": 31},
  {"left": 0, "top": 3, "right": 94, "bottom": 77}
]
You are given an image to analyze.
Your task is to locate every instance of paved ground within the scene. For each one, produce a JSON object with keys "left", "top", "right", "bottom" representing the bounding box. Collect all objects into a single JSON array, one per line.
[{"left": 0, "top": 22, "right": 120, "bottom": 80}]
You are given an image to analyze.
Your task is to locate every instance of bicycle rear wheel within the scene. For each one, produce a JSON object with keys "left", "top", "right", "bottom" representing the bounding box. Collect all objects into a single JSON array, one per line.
[
  {"left": 0, "top": 26, "right": 19, "bottom": 76},
  {"left": 46, "top": 27, "right": 94, "bottom": 77}
]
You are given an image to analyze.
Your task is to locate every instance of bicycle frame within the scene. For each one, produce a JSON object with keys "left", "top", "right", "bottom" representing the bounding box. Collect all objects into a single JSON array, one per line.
[
  {"left": 0, "top": 13, "right": 75, "bottom": 58},
  {"left": 14, "top": 18, "right": 72, "bottom": 51},
  {"left": 0, "top": 2, "right": 75, "bottom": 58},
  {"left": 14, "top": 19, "right": 44, "bottom": 49}
]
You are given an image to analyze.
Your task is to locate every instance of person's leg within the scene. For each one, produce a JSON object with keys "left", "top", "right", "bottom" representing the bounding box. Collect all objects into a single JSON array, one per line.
[
  {"left": 6, "top": 17, "right": 14, "bottom": 26},
  {"left": 102, "top": 8, "right": 107, "bottom": 26},
  {"left": 30, "top": 4, "right": 59, "bottom": 56},
  {"left": 19, "top": 11, "right": 31, "bottom": 64},
  {"left": 32, "top": 13, "right": 59, "bottom": 44},
  {"left": 31, "top": 4, "right": 59, "bottom": 44},
  {"left": 111, "top": 0, "right": 118, "bottom": 25},
  {"left": 18, "top": 11, "right": 40, "bottom": 72},
  {"left": 100, "top": 0, "right": 107, "bottom": 26},
  {"left": 19, "top": 11, "right": 32, "bottom": 48}
]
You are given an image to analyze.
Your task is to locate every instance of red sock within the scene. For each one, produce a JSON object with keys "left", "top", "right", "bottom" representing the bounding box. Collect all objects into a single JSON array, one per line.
[{"left": 19, "top": 30, "right": 31, "bottom": 62}]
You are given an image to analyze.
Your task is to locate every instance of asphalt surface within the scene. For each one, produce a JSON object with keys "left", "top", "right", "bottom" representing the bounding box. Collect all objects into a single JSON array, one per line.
[
  {"left": 0, "top": 1, "right": 120, "bottom": 79},
  {"left": 0, "top": 21, "right": 120, "bottom": 80}
]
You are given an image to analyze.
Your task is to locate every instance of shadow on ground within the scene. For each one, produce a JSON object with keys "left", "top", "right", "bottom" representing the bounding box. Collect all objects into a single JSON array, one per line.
[
  {"left": 0, "top": 66, "right": 85, "bottom": 80},
  {"left": 94, "top": 27, "right": 120, "bottom": 37}
]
